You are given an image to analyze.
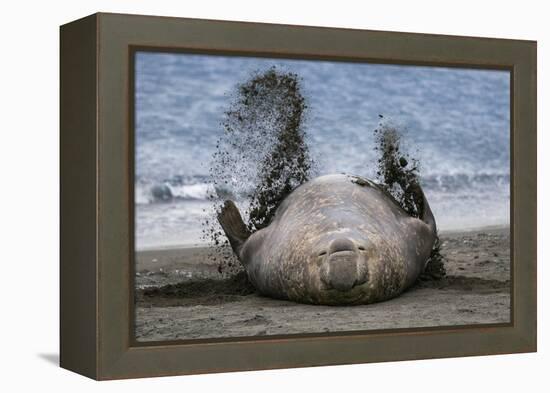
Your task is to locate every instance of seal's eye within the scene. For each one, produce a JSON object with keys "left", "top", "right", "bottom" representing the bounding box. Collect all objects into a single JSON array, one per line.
[
  {"left": 358, "top": 246, "right": 365, "bottom": 251},
  {"left": 318, "top": 251, "right": 327, "bottom": 257}
]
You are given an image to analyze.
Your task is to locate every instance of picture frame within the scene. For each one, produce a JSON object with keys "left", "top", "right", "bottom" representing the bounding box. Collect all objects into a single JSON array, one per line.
[{"left": 60, "top": 12, "right": 537, "bottom": 380}]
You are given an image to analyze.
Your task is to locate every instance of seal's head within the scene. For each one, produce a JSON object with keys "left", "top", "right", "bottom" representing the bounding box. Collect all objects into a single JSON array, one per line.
[
  {"left": 258, "top": 215, "right": 406, "bottom": 305},
  {"left": 299, "top": 230, "right": 381, "bottom": 305}
]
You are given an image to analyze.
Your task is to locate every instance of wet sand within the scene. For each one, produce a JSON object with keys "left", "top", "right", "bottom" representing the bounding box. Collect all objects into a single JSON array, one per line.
[{"left": 134, "top": 226, "right": 510, "bottom": 342}]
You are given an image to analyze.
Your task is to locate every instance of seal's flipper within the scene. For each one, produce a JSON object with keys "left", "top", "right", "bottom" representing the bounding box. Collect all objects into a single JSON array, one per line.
[
  {"left": 217, "top": 200, "right": 251, "bottom": 259},
  {"left": 409, "top": 181, "right": 437, "bottom": 235},
  {"left": 410, "top": 182, "right": 445, "bottom": 280}
]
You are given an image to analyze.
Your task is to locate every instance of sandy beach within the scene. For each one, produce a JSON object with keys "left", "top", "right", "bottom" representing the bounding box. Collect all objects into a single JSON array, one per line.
[{"left": 134, "top": 226, "right": 510, "bottom": 342}]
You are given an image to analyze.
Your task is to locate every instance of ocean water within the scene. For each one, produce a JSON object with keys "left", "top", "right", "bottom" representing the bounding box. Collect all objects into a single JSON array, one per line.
[{"left": 135, "top": 52, "right": 510, "bottom": 250}]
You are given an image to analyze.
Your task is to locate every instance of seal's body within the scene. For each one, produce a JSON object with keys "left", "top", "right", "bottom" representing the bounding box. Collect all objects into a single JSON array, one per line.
[{"left": 218, "top": 174, "right": 437, "bottom": 305}]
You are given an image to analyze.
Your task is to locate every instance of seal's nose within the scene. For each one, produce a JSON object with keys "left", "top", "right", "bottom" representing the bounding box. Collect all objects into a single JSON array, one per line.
[{"left": 329, "top": 237, "right": 356, "bottom": 254}]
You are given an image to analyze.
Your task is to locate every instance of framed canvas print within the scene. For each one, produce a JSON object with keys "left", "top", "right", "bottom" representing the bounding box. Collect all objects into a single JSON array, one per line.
[{"left": 60, "top": 13, "right": 537, "bottom": 380}]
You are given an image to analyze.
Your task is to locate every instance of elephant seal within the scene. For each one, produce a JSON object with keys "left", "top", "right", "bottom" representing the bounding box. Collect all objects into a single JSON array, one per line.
[{"left": 217, "top": 173, "right": 437, "bottom": 305}]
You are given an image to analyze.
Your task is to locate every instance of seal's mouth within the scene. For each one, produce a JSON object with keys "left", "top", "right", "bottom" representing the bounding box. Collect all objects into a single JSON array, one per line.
[
  {"left": 329, "top": 250, "right": 356, "bottom": 257},
  {"left": 321, "top": 252, "right": 364, "bottom": 292}
]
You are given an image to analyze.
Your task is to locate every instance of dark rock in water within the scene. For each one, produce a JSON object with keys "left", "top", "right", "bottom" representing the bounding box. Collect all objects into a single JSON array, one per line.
[{"left": 151, "top": 184, "right": 172, "bottom": 202}]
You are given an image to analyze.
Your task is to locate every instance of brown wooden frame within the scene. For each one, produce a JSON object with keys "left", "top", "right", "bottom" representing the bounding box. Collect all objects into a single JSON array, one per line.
[{"left": 60, "top": 12, "right": 537, "bottom": 380}]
